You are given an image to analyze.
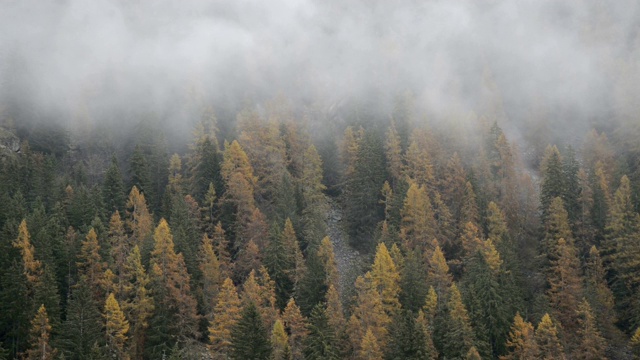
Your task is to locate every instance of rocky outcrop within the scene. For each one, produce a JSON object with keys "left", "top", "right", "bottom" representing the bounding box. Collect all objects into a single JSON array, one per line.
[{"left": 0, "top": 127, "right": 20, "bottom": 154}]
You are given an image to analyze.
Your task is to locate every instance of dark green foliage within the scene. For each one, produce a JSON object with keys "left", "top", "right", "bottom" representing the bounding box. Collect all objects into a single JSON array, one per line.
[
  {"left": 0, "top": 260, "right": 30, "bottom": 357},
  {"left": 343, "top": 129, "right": 387, "bottom": 251},
  {"left": 102, "top": 156, "right": 125, "bottom": 215},
  {"left": 57, "top": 281, "right": 102, "bottom": 360},
  {"left": 264, "top": 223, "right": 294, "bottom": 309},
  {"left": 400, "top": 249, "right": 428, "bottom": 313},
  {"left": 129, "top": 145, "right": 154, "bottom": 203},
  {"left": 562, "top": 146, "right": 581, "bottom": 229},
  {"left": 230, "top": 302, "right": 271, "bottom": 360},
  {"left": 189, "top": 137, "right": 223, "bottom": 204},
  {"left": 540, "top": 147, "right": 565, "bottom": 221},
  {"left": 295, "top": 249, "right": 328, "bottom": 316},
  {"left": 304, "top": 304, "right": 340, "bottom": 360},
  {"left": 462, "top": 252, "right": 512, "bottom": 358},
  {"left": 386, "top": 310, "right": 433, "bottom": 360}
]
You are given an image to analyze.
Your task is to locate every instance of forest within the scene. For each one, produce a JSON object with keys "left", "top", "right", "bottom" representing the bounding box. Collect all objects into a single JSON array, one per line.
[{"left": 2, "top": 0, "right": 640, "bottom": 359}]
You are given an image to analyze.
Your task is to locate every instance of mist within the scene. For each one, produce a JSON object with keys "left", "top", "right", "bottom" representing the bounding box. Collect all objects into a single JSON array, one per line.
[{"left": 1, "top": 0, "right": 639, "bottom": 148}]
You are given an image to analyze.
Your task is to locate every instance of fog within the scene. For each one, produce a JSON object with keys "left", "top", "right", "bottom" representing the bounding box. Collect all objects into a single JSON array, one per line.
[{"left": 1, "top": 0, "right": 639, "bottom": 146}]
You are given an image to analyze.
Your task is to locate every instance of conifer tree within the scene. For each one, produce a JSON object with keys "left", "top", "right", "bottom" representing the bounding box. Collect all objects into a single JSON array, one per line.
[
  {"left": 501, "top": 313, "right": 538, "bottom": 360},
  {"left": 129, "top": 145, "right": 153, "bottom": 203},
  {"left": 573, "top": 299, "right": 608, "bottom": 360},
  {"left": 441, "top": 283, "right": 475, "bottom": 360},
  {"left": 358, "top": 329, "right": 383, "bottom": 360},
  {"left": 465, "top": 347, "right": 481, "bottom": 360},
  {"left": 77, "top": 228, "right": 106, "bottom": 302},
  {"left": 282, "top": 298, "right": 308, "bottom": 360},
  {"left": 299, "top": 144, "right": 329, "bottom": 247},
  {"left": 400, "top": 249, "right": 428, "bottom": 313},
  {"left": 211, "top": 222, "right": 232, "bottom": 278},
  {"left": 234, "top": 239, "right": 263, "bottom": 282},
  {"left": 631, "top": 328, "right": 640, "bottom": 358},
  {"left": 348, "top": 273, "right": 390, "bottom": 354},
  {"left": 241, "top": 269, "right": 278, "bottom": 331},
  {"left": 318, "top": 236, "right": 339, "bottom": 291},
  {"left": 125, "top": 186, "right": 153, "bottom": 261},
  {"left": 386, "top": 309, "right": 436, "bottom": 360},
  {"left": 103, "top": 156, "right": 126, "bottom": 215},
  {"left": 535, "top": 314, "right": 565, "bottom": 360},
  {"left": 584, "top": 246, "right": 618, "bottom": 341},
  {"left": 104, "top": 293, "right": 129, "bottom": 360},
  {"left": 271, "top": 319, "right": 291, "bottom": 360},
  {"left": 26, "top": 305, "right": 56, "bottom": 360},
  {"left": 385, "top": 122, "right": 404, "bottom": 185},
  {"left": 460, "top": 182, "right": 480, "bottom": 229},
  {"left": 304, "top": 304, "right": 339, "bottom": 360},
  {"left": 604, "top": 175, "right": 640, "bottom": 327},
  {"left": 14, "top": 219, "right": 42, "bottom": 284},
  {"left": 209, "top": 278, "right": 241, "bottom": 357},
  {"left": 547, "top": 238, "right": 583, "bottom": 335},
  {"left": 147, "top": 219, "right": 199, "bottom": 353},
  {"left": 221, "top": 140, "right": 257, "bottom": 244},
  {"left": 108, "top": 211, "right": 129, "bottom": 298},
  {"left": 121, "top": 246, "right": 153, "bottom": 360},
  {"left": 427, "top": 245, "right": 453, "bottom": 297},
  {"left": 441, "top": 152, "right": 467, "bottom": 223},
  {"left": 540, "top": 145, "right": 565, "bottom": 220},
  {"left": 295, "top": 248, "right": 328, "bottom": 316},
  {"left": 199, "top": 234, "right": 222, "bottom": 316},
  {"left": 230, "top": 302, "right": 271, "bottom": 360},
  {"left": 542, "top": 197, "right": 574, "bottom": 266},
  {"left": 58, "top": 281, "right": 102, "bottom": 360},
  {"left": 405, "top": 139, "right": 434, "bottom": 190},
  {"left": 370, "top": 242, "right": 401, "bottom": 316},
  {"left": 400, "top": 183, "right": 436, "bottom": 250}
]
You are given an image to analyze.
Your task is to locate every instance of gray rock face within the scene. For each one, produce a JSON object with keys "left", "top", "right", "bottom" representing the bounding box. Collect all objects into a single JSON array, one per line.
[{"left": 0, "top": 127, "right": 20, "bottom": 153}]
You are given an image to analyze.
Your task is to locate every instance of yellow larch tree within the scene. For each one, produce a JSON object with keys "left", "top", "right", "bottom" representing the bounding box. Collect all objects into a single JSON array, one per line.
[{"left": 209, "top": 277, "right": 241, "bottom": 357}]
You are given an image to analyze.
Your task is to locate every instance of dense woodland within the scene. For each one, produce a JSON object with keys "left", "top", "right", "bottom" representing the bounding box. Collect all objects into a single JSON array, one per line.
[{"left": 1, "top": 96, "right": 640, "bottom": 360}]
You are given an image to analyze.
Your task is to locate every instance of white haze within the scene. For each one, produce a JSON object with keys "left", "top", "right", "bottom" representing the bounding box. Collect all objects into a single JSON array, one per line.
[{"left": 0, "top": 0, "right": 639, "bottom": 143}]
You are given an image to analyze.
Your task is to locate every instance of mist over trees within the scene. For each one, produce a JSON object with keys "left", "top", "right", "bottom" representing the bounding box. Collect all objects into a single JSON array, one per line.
[{"left": 1, "top": 0, "right": 640, "bottom": 359}]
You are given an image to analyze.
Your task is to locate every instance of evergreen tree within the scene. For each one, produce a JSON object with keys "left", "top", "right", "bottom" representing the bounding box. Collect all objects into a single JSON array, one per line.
[
  {"left": 58, "top": 281, "right": 102, "bottom": 360},
  {"left": 121, "top": 246, "right": 153, "bottom": 360},
  {"left": 540, "top": 145, "right": 565, "bottom": 221},
  {"left": 299, "top": 145, "right": 329, "bottom": 248},
  {"left": 385, "top": 122, "right": 404, "bottom": 185},
  {"left": 546, "top": 237, "right": 583, "bottom": 336},
  {"left": 441, "top": 283, "right": 476, "bottom": 359},
  {"left": 129, "top": 145, "right": 153, "bottom": 204},
  {"left": 304, "top": 304, "right": 339, "bottom": 360},
  {"left": 584, "top": 246, "right": 619, "bottom": 343},
  {"left": 103, "top": 156, "right": 126, "bottom": 215},
  {"left": 604, "top": 175, "right": 640, "bottom": 328},
  {"left": 386, "top": 310, "right": 435, "bottom": 360},
  {"left": 230, "top": 302, "right": 271, "bottom": 360},
  {"left": 400, "top": 249, "right": 428, "bottom": 313},
  {"left": 296, "top": 249, "right": 328, "bottom": 316}
]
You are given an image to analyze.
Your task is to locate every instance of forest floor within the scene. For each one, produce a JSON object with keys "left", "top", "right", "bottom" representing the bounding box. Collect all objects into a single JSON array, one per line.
[{"left": 326, "top": 198, "right": 367, "bottom": 304}]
